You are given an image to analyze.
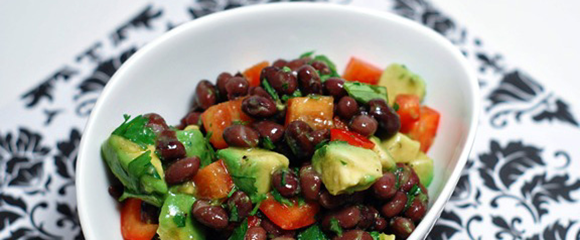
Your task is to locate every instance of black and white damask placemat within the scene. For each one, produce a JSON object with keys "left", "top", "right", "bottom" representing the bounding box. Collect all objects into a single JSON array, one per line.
[{"left": 1, "top": 0, "right": 579, "bottom": 239}]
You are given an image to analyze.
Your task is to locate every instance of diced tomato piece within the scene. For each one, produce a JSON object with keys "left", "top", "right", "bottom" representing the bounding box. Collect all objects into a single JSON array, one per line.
[
  {"left": 201, "top": 98, "right": 253, "bottom": 149},
  {"left": 243, "top": 61, "right": 269, "bottom": 87},
  {"left": 247, "top": 216, "right": 261, "bottom": 228},
  {"left": 395, "top": 94, "right": 421, "bottom": 133},
  {"left": 259, "top": 194, "right": 319, "bottom": 230},
  {"left": 193, "top": 160, "right": 234, "bottom": 200},
  {"left": 342, "top": 57, "right": 383, "bottom": 85},
  {"left": 286, "top": 96, "right": 334, "bottom": 130},
  {"left": 332, "top": 116, "right": 349, "bottom": 131},
  {"left": 407, "top": 106, "right": 440, "bottom": 152},
  {"left": 330, "top": 129, "right": 375, "bottom": 149},
  {"left": 121, "top": 198, "right": 158, "bottom": 240}
]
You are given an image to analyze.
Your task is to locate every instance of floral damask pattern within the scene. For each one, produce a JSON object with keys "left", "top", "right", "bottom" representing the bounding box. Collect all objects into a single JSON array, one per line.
[{"left": 1, "top": 0, "right": 579, "bottom": 239}]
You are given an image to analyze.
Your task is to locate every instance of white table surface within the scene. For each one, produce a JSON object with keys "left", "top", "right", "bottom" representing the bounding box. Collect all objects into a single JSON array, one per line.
[{"left": 1, "top": 0, "right": 579, "bottom": 106}]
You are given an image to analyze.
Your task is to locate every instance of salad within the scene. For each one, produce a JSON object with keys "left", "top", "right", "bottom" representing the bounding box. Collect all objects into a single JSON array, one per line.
[{"left": 102, "top": 52, "right": 440, "bottom": 240}]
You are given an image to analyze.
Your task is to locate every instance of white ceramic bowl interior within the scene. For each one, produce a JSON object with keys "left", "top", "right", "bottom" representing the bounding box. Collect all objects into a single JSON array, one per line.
[{"left": 77, "top": 3, "right": 479, "bottom": 239}]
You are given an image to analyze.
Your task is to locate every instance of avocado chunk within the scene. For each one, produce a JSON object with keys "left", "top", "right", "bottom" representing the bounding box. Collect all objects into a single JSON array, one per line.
[
  {"left": 410, "top": 151, "right": 434, "bottom": 187},
  {"left": 379, "top": 233, "right": 396, "bottom": 240},
  {"left": 380, "top": 133, "right": 421, "bottom": 163},
  {"left": 378, "top": 64, "right": 426, "bottom": 104},
  {"left": 176, "top": 126, "right": 214, "bottom": 167},
  {"left": 217, "top": 148, "right": 289, "bottom": 201},
  {"left": 370, "top": 136, "right": 396, "bottom": 171},
  {"left": 312, "top": 142, "right": 382, "bottom": 195},
  {"left": 102, "top": 135, "right": 167, "bottom": 200},
  {"left": 157, "top": 192, "right": 205, "bottom": 240}
]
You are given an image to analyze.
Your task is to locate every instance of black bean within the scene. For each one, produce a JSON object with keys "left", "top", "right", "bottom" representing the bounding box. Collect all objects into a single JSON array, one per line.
[
  {"left": 216, "top": 72, "right": 233, "bottom": 100},
  {"left": 299, "top": 164, "right": 322, "bottom": 201},
  {"left": 250, "top": 120, "right": 285, "bottom": 143},
  {"left": 108, "top": 183, "right": 123, "bottom": 200},
  {"left": 227, "top": 191, "right": 253, "bottom": 221},
  {"left": 245, "top": 226, "right": 267, "bottom": 240},
  {"left": 223, "top": 125, "right": 260, "bottom": 148},
  {"left": 401, "top": 169, "right": 420, "bottom": 192},
  {"left": 144, "top": 113, "right": 169, "bottom": 135},
  {"left": 322, "top": 205, "right": 361, "bottom": 230},
  {"left": 368, "top": 99, "right": 400, "bottom": 138},
  {"left": 310, "top": 60, "right": 331, "bottom": 75},
  {"left": 372, "top": 172, "right": 398, "bottom": 200},
  {"left": 404, "top": 198, "right": 427, "bottom": 222},
  {"left": 381, "top": 191, "right": 407, "bottom": 218},
  {"left": 284, "top": 121, "right": 315, "bottom": 160},
  {"left": 390, "top": 217, "right": 415, "bottom": 240},
  {"left": 156, "top": 130, "right": 186, "bottom": 161},
  {"left": 260, "top": 66, "right": 279, "bottom": 86},
  {"left": 349, "top": 115, "right": 378, "bottom": 137},
  {"left": 310, "top": 129, "right": 330, "bottom": 147},
  {"left": 180, "top": 111, "right": 203, "bottom": 126},
  {"left": 286, "top": 58, "right": 309, "bottom": 71},
  {"left": 332, "top": 230, "right": 373, "bottom": 240},
  {"left": 225, "top": 76, "right": 249, "bottom": 100},
  {"left": 373, "top": 217, "right": 387, "bottom": 232},
  {"left": 272, "top": 169, "right": 300, "bottom": 197},
  {"left": 192, "top": 200, "right": 229, "bottom": 229},
  {"left": 358, "top": 205, "right": 378, "bottom": 229},
  {"left": 261, "top": 218, "right": 295, "bottom": 238},
  {"left": 140, "top": 201, "right": 160, "bottom": 224},
  {"left": 272, "top": 59, "right": 288, "bottom": 68},
  {"left": 194, "top": 80, "right": 218, "bottom": 110},
  {"left": 297, "top": 65, "right": 322, "bottom": 95},
  {"left": 319, "top": 190, "right": 348, "bottom": 209},
  {"left": 249, "top": 86, "right": 273, "bottom": 100},
  {"left": 165, "top": 157, "right": 200, "bottom": 185},
  {"left": 273, "top": 71, "right": 298, "bottom": 95},
  {"left": 396, "top": 164, "right": 414, "bottom": 192},
  {"left": 242, "top": 95, "right": 277, "bottom": 118},
  {"left": 323, "top": 78, "right": 347, "bottom": 99},
  {"left": 336, "top": 97, "right": 358, "bottom": 120}
]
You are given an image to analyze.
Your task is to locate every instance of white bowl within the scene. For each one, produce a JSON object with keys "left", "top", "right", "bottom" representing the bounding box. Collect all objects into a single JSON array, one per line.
[{"left": 77, "top": 3, "right": 479, "bottom": 239}]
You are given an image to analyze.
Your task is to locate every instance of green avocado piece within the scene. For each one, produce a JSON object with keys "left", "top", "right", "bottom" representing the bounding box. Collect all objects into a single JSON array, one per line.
[
  {"left": 410, "top": 151, "right": 434, "bottom": 187},
  {"left": 217, "top": 148, "right": 289, "bottom": 201},
  {"left": 370, "top": 136, "right": 396, "bottom": 172},
  {"left": 102, "top": 135, "right": 167, "bottom": 198},
  {"left": 157, "top": 192, "right": 205, "bottom": 240},
  {"left": 176, "top": 126, "right": 214, "bottom": 167},
  {"left": 312, "top": 142, "right": 382, "bottom": 195},
  {"left": 378, "top": 63, "right": 426, "bottom": 104},
  {"left": 380, "top": 133, "right": 421, "bottom": 163},
  {"left": 379, "top": 233, "right": 396, "bottom": 240}
]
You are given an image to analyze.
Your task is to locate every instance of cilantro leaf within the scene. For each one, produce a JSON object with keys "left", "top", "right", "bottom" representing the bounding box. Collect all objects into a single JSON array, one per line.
[
  {"left": 262, "top": 79, "right": 280, "bottom": 101},
  {"left": 329, "top": 217, "right": 343, "bottom": 236},
  {"left": 118, "top": 190, "right": 164, "bottom": 207},
  {"left": 369, "top": 231, "right": 381, "bottom": 240},
  {"left": 261, "top": 137, "right": 276, "bottom": 150},
  {"left": 271, "top": 188, "right": 294, "bottom": 207},
  {"left": 297, "top": 224, "right": 329, "bottom": 240},
  {"left": 112, "top": 115, "right": 156, "bottom": 148},
  {"left": 228, "top": 218, "right": 248, "bottom": 240},
  {"left": 343, "top": 82, "right": 388, "bottom": 104},
  {"left": 230, "top": 206, "right": 240, "bottom": 222},
  {"left": 299, "top": 51, "right": 315, "bottom": 59},
  {"left": 405, "top": 184, "right": 422, "bottom": 210},
  {"left": 282, "top": 66, "right": 292, "bottom": 73}
]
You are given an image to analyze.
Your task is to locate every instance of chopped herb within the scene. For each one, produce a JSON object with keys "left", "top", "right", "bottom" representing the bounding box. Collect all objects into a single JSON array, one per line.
[
  {"left": 227, "top": 186, "right": 237, "bottom": 198},
  {"left": 230, "top": 206, "right": 240, "bottom": 222},
  {"left": 292, "top": 89, "right": 303, "bottom": 97},
  {"left": 112, "top": 115, "right": 156, "bottom": 148},
  {"left": 282, "top": 66, "right": 292, "bottom": 72},
  {"left": 271, "top": 188, "right": 294, "bottom": 207},
  {"left": 393, "top": 102, "right": 400, "bottom": 111},
  {"left": 299, "top": 51, "right": 315, "bottom": 59},
  {"left": 281, "top": 170, "right": 287, "bottom": 186},
  {"left": 405, "top": 184, "right": 422, "bottom": 210},
  {"left": 172, "top": 213, "right": 186, "bottom": 227},
  {"left": 369, "top": 231, "right": 381, "bottom": 240},
  {"left": 329, "top": 217, "right": 343, "bottom": 236},
  {"left": 320, "top": 74, "right": 332, "bottom": 83},
  {"left": 261, "top": 137, "right": 276, "bottom": 150},
  {"left": 314, "top": 139, "right": 329, "bottom": 150},
  {"left": 311, "top": 55, "right": 340, "bottom": 77},
  {"left": 340, "top": 160, "right": 348, "bottom": 166},
  {"left": 202, "top": 131, "right": 216, "bottom": 166},
  {"left": 232, "top": 120, "right": 249, "bottom": 125},
  {"left": 282, "top": 82, "right": 289, "bottom": 90},
  {"left": 262, "top": 79, "right": 280, "bottom": 101},
  {"left": 394, "top": 167, "right": 403, "bottom": 189},
  {"left": 308, "top": 94, "right": 321, "bottom": 100},
  {"left": 228, "top": 218, "right": 248, "bottom": 240},
  {"left": 249, "top": 195, "right": 266, "bottom": 215},
  {"left": 297, "top": 224, "right": 329, "bottom": 240},
  {"left": 343, "top": 81, "right": 388, "bottom": 104}
]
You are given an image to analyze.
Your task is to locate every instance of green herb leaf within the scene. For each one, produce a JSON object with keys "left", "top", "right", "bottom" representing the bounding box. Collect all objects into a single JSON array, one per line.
[
  {"left": 262, "top": 137, "right": 276, "bottom": 150},
  {"left": 299, "top": 51, "right": 315, "bottom": 59},
  {"left": 311, "top": 55, "right": 339, "bottom": 77},
  {"left": 329, "top": 217, "right": 343, "bottom": 236},
  {"left": 262, "top": 79, "right": 280, "bottom": 101},
  {"left": 394, "top": 167, "right": 403, "bottom": 189},
  {"left": 271, "top": 188, "right": 294, "bottom": 207},
  {"left": 228, "top": 218, "right": 248, "bottom": 240},
  {"left": 127, "top": 151, "right": 157, "bottom": 179},
  {"left": 172, "top": 213, "right": 186, "bottom": 227},
  {"left": 369, "top": 231, "right": 381, "bottom": 240},
  {"left": 202, "top": 131, "right": 216, "bottom": 167},
  {"left": 112, "top": 115, "right": 156, "bottom": 148},
  {"left": 232, "top": 120, "right": 249, "bottom": 125},
  {"left": 118, "top": 190, "right": 164, "bottom": 207},
  {"left": 227, "top": 186, "right": 238, "bottom": 198},
  {"left": 393, "top": 102, "right": 400, "bottom": 111},
  {"left": 230, "top": 174, "right": 262, "bottom": 202},
  {"left": 249, "top": 194, "right": 266, "bottom": 215},
  {"left": 308, "top": 94, "right": 321, "bottom": 100},
  {"left": 314, "top": 139, "right": 329, "bottom": 150},
  {"left": 230, "top": 206, "right": 240, "bottom": 222},
  {"left": 405, "top": 184, "right": 422, "bottom": 210},
  {"left": 282, "top": 66, "right": 292, "bottom": 73},
  {"left": 297, "top": 224, "right": 329, "bottom": 240},
  {"left": 343, "top": 82, "right": 388, "bottom": 104}
]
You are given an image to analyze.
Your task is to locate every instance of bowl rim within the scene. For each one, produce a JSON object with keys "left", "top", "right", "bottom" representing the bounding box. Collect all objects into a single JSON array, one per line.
[{"left": 76, "top": 2, "right": 480, "bottom": 239}]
